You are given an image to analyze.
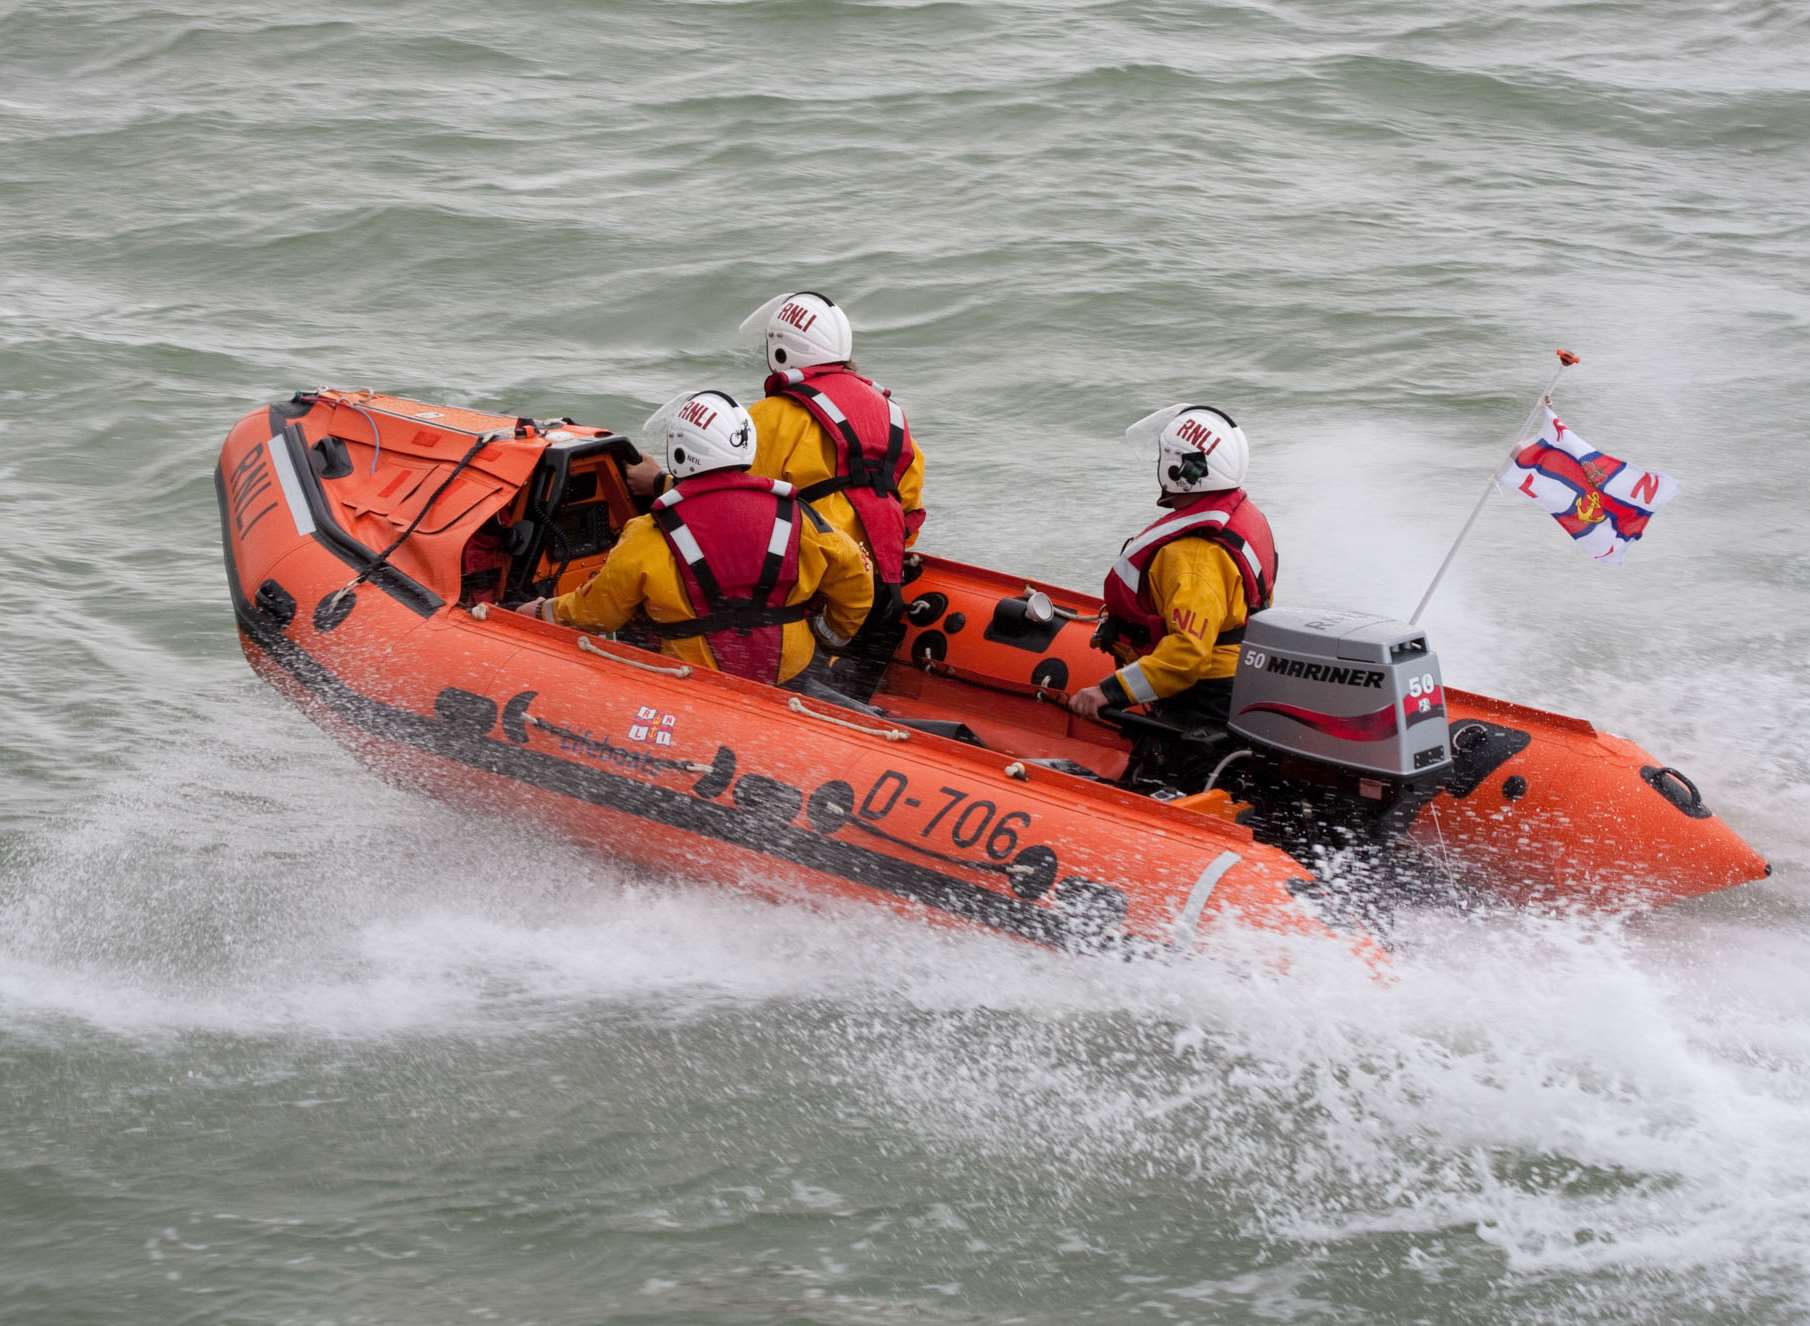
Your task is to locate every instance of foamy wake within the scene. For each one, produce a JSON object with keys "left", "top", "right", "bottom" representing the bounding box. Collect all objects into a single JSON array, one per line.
[{"left": 2, "top": 685, "right": 1805, "bottom": 1313}]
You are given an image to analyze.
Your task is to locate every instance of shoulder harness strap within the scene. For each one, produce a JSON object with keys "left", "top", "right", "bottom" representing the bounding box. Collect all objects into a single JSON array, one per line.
[
  {"left": 652, "top": 499, "right": 724, "bottom": 610},
  {"left": 749, "top": 494, "right": 797, "bottom": 610},
  {"left": 1205, "top": 525, "right": 1274, "bottom": 612},
  {"left": 648, "top": 491, "right": 808, "bottom": 638},
  {"left": 786, "top": 385, "right": 907, "bottom": 503}
]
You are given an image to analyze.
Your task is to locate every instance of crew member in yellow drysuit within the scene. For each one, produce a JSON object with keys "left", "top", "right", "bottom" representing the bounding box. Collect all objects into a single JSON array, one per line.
[
  {"left": 1069, "top": 403, "right": 1278, "bottom": 792},
  {"left": 523, "top": 390, "right": 871, "bottom": 688},
  {"left": 628, "top": 292, "right": 923, "bottom": 700}
]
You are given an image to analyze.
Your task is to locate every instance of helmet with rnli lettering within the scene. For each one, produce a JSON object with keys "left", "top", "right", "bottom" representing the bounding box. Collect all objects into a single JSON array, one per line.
[
  {"left": 738, "top": 290, "right": 853, "bottom": 374},
  {"left": 1124, "top": 403, "right": 1249, "bottom": 496},
  {"left": 642, "top": 389, "right": 757, "bottom": 479}
]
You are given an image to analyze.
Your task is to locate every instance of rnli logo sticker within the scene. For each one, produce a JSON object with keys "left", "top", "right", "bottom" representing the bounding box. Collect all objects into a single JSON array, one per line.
[
  {"left": 677, "top": 398, "right": 719, "bottom": 431},
  {"left": 777, "top": 301, "right": 818, "bottom": 333},
  {"left": 628, "top": 706, "right": 677, "bottom": 747},
  {"left": 1173, "top": 416, "right": 1221, "bottom": 453}
]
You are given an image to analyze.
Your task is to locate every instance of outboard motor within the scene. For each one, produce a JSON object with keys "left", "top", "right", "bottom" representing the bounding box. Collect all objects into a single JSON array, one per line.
[
  {"left": 1229, "top": 607, "right": 1453, "bottom": 787},
  {"left": 1222, "top": 609, "right": 1455, "bottom": 882}
]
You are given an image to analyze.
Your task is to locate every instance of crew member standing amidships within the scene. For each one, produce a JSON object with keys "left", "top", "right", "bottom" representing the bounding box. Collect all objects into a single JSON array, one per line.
[
  {"left": 1068, "top": 403, "right": 1278, "bottom": 793},
  {"left": 520, "top": 390, "right": 873, "bottom": 688},
  {"left": 741, "top": 291, "right": 925, "bottom": 700},
  {"left": 629, "top": 292, "right": 925, "bottom": 700}
]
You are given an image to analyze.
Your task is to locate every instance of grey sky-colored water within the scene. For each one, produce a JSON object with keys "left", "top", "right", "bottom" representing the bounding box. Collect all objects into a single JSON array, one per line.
[{"left": 4, "top": 2, "right": 1810, "bottom": 1322}]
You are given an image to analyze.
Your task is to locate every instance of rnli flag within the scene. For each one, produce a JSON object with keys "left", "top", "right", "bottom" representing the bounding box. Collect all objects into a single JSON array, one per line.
[{"left": 1496, "top": 407, "right": 1680, "bottom": 565}]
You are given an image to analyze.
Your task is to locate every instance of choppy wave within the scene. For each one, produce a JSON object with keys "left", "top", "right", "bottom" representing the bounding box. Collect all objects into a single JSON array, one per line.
[
  {"left": 4, "top": 0, "right": 1808, "bottom": 1320},
  {"left": 4, "top": 699, "right": 1809, "bottom": 1320}
]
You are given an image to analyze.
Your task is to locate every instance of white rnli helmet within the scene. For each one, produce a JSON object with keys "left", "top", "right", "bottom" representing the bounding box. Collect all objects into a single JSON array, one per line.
[
  {"left": 738, "top": 290, "right": 853, "bottom": 374},
  {"left": 641, "top": 389, "right": 757, "bottom": 479},
  {"left": 1123, "top": 403, "right": 1250, "bottom": 496}
]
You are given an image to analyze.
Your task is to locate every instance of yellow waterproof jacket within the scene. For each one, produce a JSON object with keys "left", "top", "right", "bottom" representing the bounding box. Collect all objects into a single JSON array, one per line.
[
  {"left": 548, "top": 508, "right": 873, "bottom": 683},
  {"left": 1102, "top": 539, "right": 1249, "bottom": 706},
  {"left": 746, "top": 394, "right": 926, "bottom": 563}
]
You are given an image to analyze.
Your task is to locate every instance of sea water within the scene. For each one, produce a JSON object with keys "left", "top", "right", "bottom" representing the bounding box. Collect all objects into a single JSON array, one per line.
[{"left": 4, "top": 2, "right": 1809, "bottom": 1320}]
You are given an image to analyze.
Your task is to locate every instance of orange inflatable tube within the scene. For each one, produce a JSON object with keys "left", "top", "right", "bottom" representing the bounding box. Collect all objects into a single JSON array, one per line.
[
  {"left": 216, "top": 389, "right": 1768, "bottom": 962},
  {"left": 889, "top": 559, "right": 1770, "bottom": 907},
  {"left": 217, "top": 391, "right": 1343, "bottom": 957}
]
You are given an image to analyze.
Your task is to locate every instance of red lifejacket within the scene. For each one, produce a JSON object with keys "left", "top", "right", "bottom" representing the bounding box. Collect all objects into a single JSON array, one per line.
[
  {"left": 765, "top": 364, "right": 919, "bottom": 585},
  {"left": 648, "top": 471, "right": 807, "bottom": 684},
  {"left": 459, "top": 525, "right": 507, "bottom": 604},
  {"left": 1100, "top": 489, "right": 1278, "bottom": 655}
]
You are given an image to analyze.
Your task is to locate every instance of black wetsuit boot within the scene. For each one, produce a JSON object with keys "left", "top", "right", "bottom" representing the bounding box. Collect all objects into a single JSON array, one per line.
[
  {"left": 826, "top": 579, "right": 906, "bottom": 704},
  {"left": 1119, "top": 676, "right": 1237, "bottom": 797},
  {"left": 783, "top": 656, "right": 882, "bottom": 715}
]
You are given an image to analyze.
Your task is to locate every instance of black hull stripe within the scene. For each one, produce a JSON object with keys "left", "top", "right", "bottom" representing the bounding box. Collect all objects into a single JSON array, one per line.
[{"left": 216, "top": 466, "right": 1088, "bottom": 949}]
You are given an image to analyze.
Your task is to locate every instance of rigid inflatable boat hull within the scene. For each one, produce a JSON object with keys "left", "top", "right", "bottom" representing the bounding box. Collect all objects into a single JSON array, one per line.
[
  {"left": 216, "top": 390, "right": 1768, "bottom": 951},
  {"left": 216, "top": 405, "right": 1334, "bottom": 957}
]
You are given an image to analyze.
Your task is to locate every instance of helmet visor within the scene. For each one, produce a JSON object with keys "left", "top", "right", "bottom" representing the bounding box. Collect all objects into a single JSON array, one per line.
[
  {"left": 1122, "top": 403, "right": 1192, "bottom": 457},
  {"left": 639, "top": 390, "right": 692, "bottom": 449},
  {"left": 737, "top": 293, "right": 792, "bottom": 356}
]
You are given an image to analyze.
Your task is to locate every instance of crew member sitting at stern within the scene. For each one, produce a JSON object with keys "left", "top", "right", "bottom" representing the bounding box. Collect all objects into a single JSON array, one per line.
[
  {"left": 518, "top": 390, "right": 873, "bottom": 688},
  {"left": 1068, "top": 404, "right": 1278, "bottom": 793}
]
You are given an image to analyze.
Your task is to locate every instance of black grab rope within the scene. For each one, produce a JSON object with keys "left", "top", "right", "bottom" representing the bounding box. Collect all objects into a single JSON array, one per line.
[{"left": 327, "top": 429, "right": 500, "bottom": 610}]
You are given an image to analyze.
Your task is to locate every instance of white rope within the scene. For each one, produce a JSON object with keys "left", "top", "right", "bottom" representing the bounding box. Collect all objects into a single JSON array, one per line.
[
  {"left": 577, "top": 635, "right": 692, "bottom": 676},
  {"left": 786, "top": 696, "right": 910, "bottom": 741},
  {"left": 1004, "top": 761, "right": 1028, "bottom": 781},
  {"left": 1428, "top": 804, "right": 1459, "bottom": 890},
  {"left": 1203, "top": 747, "right": 1252, "bottom": 794},
  {"left": 470, "top": 601, "right": 490, "bottom": 620},
  {"left": 350, "top": 400, "right": 387, "bottom": 473}
]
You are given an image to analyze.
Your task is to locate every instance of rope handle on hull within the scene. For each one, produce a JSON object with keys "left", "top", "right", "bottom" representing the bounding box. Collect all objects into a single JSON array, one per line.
[
  {"left": 787, "top": 697, "right": 910, "bottom": 741},
  {"left": 472, "top": 604, "right": 695, "bottom": 677},
  {"left": 578, "top": 635, "right": 692, "bottom": 676},
  {"left": 479, "top": 607, "right": 917, "bottom": 734},
  {"left": 920, "top": 658, "right": 1063, "bottom": 705}
]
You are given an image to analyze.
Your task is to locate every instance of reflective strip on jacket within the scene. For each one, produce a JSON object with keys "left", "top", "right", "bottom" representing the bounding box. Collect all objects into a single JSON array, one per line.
[
  {"left": 1098, "top": 489, "right": 1278, "bottom": 707},
  {"left": 548, "top": 490, "right": 873, "bottom": 684},
  {"left": 753, "top": 366, "right": 925, "bottom": 583}
]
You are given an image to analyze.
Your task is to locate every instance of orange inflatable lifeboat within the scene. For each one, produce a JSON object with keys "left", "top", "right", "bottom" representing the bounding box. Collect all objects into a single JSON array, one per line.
[{"left": 214, "top": 390, "right": 1768, "bottom": 955}]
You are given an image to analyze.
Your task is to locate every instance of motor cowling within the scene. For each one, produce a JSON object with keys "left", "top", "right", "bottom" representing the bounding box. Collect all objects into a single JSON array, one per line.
[{"left": 1229, "top": 607, "right": 1453, "bottom": 785}]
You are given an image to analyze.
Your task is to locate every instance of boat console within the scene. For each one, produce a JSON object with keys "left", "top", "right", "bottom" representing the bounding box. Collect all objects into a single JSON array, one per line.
[{"left": 494, "top": 428, "right": 642, "bottom": 603}]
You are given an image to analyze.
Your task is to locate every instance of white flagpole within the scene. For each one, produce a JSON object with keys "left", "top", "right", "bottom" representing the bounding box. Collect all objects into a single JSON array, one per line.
[{"left": 1408, "top": 349, "right": 1579, "bottom": 626}]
